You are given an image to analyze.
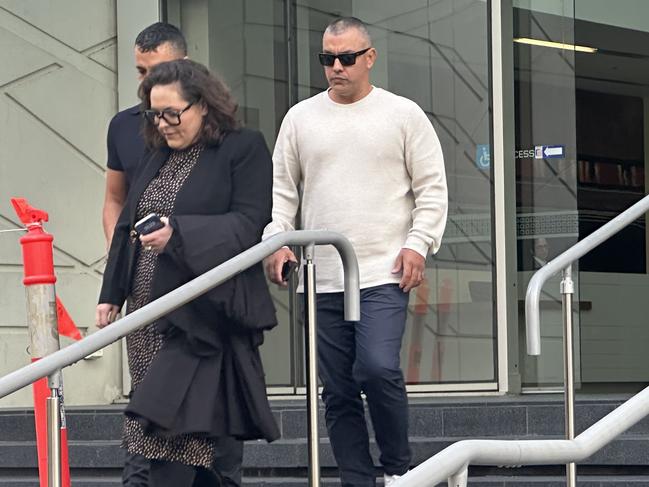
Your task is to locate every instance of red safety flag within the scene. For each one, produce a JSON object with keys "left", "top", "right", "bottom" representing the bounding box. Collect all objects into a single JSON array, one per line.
[{"left": 55, "top": 297, "right": 82, "bottom": 341}]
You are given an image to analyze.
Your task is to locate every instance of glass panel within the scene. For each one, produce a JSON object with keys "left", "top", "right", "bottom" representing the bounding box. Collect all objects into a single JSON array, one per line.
[
  {"left": 173, "top": 0, "right": 495, "bottom": 389},
  {"left": 512, "top": 1, "right": 579, "bottom": 388},
  {"left": 573, "top": 1, "right": 649, "bottom": 392},
  {"left": 295, "top": 0, "right": 495, "bottom": 386},
  {"left": 172, "top": 0, "right": 296, "bottom": 388}
]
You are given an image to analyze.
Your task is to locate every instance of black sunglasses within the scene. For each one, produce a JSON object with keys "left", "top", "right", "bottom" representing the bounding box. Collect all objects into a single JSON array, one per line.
[
  {"left": 318, "top": 47, "right": 372, "bottom": 67},
  {"left": 143, "top": 103, "right": 193, "bottom": 126}
]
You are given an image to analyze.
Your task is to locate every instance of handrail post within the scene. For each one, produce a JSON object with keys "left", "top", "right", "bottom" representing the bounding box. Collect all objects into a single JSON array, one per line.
[
  {"left": 561, "top": 264, "right": 576, "bottom": 487},
  {"left": 47, "top": 371, "right": 62, "bottom": 487},
  {"left": 303, "top": 243, "right": 320, "bottom": 487},
  {"left": 289, "top": 245, "right": 301, "bottom": 386},
  {"left": 447, "top": 464, "right": 468, "bottom": 487}
]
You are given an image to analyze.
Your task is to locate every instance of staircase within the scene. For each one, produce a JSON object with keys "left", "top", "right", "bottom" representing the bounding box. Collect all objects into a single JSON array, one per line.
[{"left": 2, "top": 395, "right": 649, "bottom": 486}]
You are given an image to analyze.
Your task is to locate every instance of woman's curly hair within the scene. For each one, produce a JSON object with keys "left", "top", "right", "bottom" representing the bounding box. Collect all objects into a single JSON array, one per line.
[{"left": 139, "top": 59, "right": 240, "bottom": 148}]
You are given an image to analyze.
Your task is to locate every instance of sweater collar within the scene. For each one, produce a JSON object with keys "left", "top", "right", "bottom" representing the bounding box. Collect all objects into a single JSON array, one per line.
[{"left": 325, "top": 85, "right": 377, "bottom": 107}]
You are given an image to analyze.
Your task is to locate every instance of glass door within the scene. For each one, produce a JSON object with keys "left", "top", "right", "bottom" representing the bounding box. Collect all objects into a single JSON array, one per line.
[
  {"left": 167, "top": 0, "right": 497, "bottom": 393},
  {"left": 292, "top": 0, "right": 497, "bottom": 391},
  {"left": 166, "top": 0, "right": 297, "bottom": 392},
  {"left": 572, "top": 1, "right": 649, "bottom": 393},
  {"left": 512, "top": 1, "right": 580, "bottom": 390},
  {"left": 515, "top": 1, "right": 649, "bottom": 394}
]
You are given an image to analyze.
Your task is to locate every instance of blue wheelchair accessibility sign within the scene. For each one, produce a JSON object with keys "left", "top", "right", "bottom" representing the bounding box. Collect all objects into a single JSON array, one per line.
[{"left": 476, "top": 144, "right": 490, "bottom": 170}]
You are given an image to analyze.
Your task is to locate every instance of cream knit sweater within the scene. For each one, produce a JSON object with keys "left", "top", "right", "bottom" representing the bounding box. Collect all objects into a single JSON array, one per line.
[{"left": 263, "top": 87, "right": 447, "bottom": 292}]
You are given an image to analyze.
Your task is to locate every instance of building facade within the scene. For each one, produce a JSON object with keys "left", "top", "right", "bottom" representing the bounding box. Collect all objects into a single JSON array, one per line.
[{"left": 1, "top": 0, "right": 648, "bottom": 407}]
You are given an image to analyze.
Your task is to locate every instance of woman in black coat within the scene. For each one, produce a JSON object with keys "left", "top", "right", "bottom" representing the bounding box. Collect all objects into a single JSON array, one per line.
[{"left": 96, "top": 59, "right": 279, "bottom": 486}]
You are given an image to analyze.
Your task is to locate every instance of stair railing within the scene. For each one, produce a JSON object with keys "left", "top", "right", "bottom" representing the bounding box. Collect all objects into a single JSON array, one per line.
[
  {"left": 0, "top": 230, "right": 360, "bottom": 487},
  {"left": 393, "top": 194, "right": 649, "bottom": 487}
]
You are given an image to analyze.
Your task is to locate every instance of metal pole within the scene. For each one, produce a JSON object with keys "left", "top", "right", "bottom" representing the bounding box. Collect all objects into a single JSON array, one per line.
[
  {"left": 47, "top": 373, "right": 62, "bottom": 487},
  {"left": 289, "top": 246, "right": 302, "bottom": 387},
  {"left": 12, "top": 199, "right": 70, "bottom": 487},
  {"left": 561, "top": 264, "right": 576, "bottom": 487},
  {"left": 303, "top": 243, "right": 320, "bottom": 487},
  {"left": 23, "top": 262, "right": 67, "bottom": 487},
  {"left": 447, "top": 464, "right": 468, "bottom": 487}
]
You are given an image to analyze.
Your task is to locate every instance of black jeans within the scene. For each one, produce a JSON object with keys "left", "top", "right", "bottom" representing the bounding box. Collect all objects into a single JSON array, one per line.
[
  {"left": 149, "top": 460, "right": 217, "bottom": 487},
  {"left": 122, "top": 436, "right": 243, "bottom": 486},
  {"left": 317, "top": 284, "right": 411, "bottom": 487}
]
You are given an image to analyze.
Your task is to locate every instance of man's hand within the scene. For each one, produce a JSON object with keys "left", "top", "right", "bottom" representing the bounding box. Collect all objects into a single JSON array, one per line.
[
  {"left": 264, "top": 247, "right": 298, "bottom": 286},
  {"left": 139, "top": 217, "right": 173, "bottom": 253},
  {"left": 96, "top": 303, "right": 121, "bottom": 328},
  {"left": 392, "top": 248, "right": 426, "bottom": 292}
]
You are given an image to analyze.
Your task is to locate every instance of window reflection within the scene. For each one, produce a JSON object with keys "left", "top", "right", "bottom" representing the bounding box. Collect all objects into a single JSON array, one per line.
[{"left": 176, "top": 0, "right": 495, "bottom": 389}]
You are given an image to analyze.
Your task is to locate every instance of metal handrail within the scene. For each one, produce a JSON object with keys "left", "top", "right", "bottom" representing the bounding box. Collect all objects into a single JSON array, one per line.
[
  {"left": 392, "top": 194, "right": 649, "bottom": 487},
  {"left": 0, "top": 230, "right": 360, "bottom": 400},
  {"left": 526, "top": 194, "right": 649, "bottom": 355},
  {"left": 392, "top": 383, "right": 649, "bottom": 486}
]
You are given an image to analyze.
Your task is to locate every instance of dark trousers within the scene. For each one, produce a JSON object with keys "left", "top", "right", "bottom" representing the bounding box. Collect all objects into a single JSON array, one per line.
[
  {"left": 122, "top": 436, "right": 243, "bottom": 486},
  {"left": 149, "top": 460, "right": 218, "bottom": 487},
  {"left": 317, "top": 284, "right": 411, "bottom": 487}
]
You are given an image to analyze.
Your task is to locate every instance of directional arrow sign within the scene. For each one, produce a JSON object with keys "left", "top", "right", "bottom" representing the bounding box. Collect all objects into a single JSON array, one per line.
[
  {"left": 534, "top": 145, "right": 565, "bottom": 159},
  {"left": 544, "top": 145, "right": 564, "bottom": 157}
]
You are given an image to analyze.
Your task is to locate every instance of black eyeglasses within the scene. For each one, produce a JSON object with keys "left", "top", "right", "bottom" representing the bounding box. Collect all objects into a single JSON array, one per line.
[
  {"left": 318, "top": 47, "right": 372, "bottom": 67},
  {"left": 143, "top": 103, "right": 194, "bottom": 126}
]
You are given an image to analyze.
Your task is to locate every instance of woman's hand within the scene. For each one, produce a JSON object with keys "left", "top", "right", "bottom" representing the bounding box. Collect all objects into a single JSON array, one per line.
[
  {"left": 96, "top": 303, "right": 121, "bottom": 328},
  {"left": 139, "top": 216, "right": 173, "bottom": 253}
]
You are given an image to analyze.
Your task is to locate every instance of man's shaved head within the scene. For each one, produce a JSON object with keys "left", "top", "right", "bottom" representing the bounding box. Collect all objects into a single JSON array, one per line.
[{"left": 325, "top": 17, "right": 372, "bottom": 45}]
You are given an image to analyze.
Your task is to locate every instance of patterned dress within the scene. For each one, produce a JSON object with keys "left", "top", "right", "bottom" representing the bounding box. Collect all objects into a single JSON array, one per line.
[{"left": 123, "top": 144, "right": 216, "bottom": 467}]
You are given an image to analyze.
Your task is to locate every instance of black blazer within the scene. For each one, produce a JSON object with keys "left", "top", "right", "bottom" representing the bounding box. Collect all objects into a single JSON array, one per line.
[{"left": 99, "top": 128, "right": 279, "bottom": 442}]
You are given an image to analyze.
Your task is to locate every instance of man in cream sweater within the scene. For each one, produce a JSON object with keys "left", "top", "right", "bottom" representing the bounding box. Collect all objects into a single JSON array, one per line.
[{"left": 263, "top": 17, "right": 447, "bottom": 487}]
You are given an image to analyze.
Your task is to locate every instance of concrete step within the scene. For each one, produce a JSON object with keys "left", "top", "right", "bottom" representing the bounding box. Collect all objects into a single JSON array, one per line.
[
  {"left": 243, "top": 478, "right": 649, "bottom": 487},
  {"left": 2, "top": 436, "right": 649, "bottom": 469},
  {"left": 2, "top": 394, "right": 649, "bottom": 484},
  {"left": 0, "top": 478, "right": 122, "bottom": 487},
  {"left": 4, "top": 476, "right": 649, "bottom": 487},
  {"left": 3, "top": 395, "right": 649, "bottom": 443}
]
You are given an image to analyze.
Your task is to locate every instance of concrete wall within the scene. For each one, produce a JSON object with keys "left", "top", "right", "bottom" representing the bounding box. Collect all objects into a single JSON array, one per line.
[{"left": 0, "top": 0, "right": 122, "bottom": 407}]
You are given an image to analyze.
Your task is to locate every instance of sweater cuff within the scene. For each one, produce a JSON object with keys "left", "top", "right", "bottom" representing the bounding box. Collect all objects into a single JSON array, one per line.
[
  {"left": 403, "top": 236, "right": 430, "bottom": 259},
  {"left": 262, "top": 223, "right": 287, "bottom": 241}
]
